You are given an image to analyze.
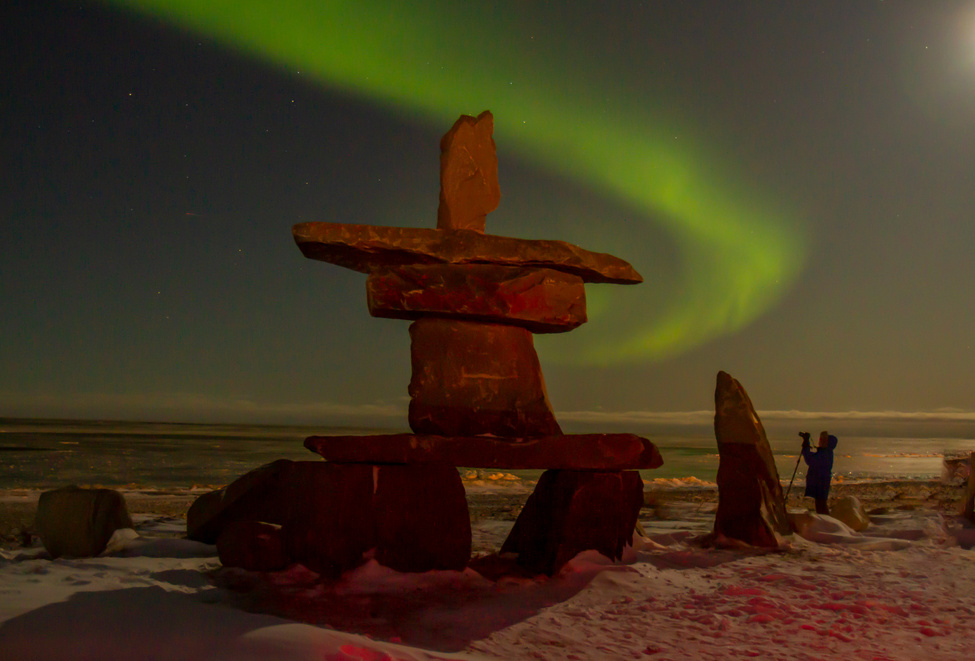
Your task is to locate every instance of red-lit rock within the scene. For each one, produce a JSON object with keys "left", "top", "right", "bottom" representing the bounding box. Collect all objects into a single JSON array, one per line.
[
  {"left": 283, "top": 463, "right": 377, "bottom": 578},
  {"left": 367, "top": 264, "right": 586, "bottom": 333},
  {"left": 279, "top": 463, "right": 472, "bottom": 576},
  {"left": 374, "top": 464, "right": 471, "bottom": 572},
  {"left": 437, "top": 110, "right": 499, "bottom": 232},
  {"left": 500, "top": 470, "right": 644, "bottom": 575},
  {"left": 408, "top": 318, "right": 561, "bottom": 437},
  {"left": 711, "top": 371, "right": 791, "bottom": 547},
  {"left": 187, "top": 459, "right": 298, "bottom": 544},
  {"left": 35, "top": 486, "right": 133, "bottom": 558},
  {"left": 292, "top": 222, "right": 643, "bottom": 285},
  {"left": 304, "top": 433, "right": 663, "bottom": 470},
  {"left": 216, "top": 520, "right": 289, "bottom": 572}
]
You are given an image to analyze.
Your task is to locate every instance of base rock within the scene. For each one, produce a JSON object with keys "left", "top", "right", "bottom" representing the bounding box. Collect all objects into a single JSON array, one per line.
[
  {"left": 35, "top": 486, "right": 133, "bottom": 558},
  {"left": 830, "top": 495, "right": 870, "bottom": 531},
  {"left": 217, "top": 520, "right": 289, "bottom": 572},
  {"left": 187, "top": 459, "right": 317, "bottom": 544},
  {"left": 500, "top": 470, "right": 643, "bottom": 575}
]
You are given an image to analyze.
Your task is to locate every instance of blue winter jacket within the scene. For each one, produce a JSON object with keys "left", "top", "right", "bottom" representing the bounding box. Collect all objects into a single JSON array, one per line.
[{"left": 802, "top": 435, "right": 838, "bottom": 500}]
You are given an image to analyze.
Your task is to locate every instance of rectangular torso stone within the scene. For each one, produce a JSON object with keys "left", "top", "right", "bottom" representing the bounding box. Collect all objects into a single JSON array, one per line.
[{"left": 407, "top": 318, "right": 562, "bottom": 438}]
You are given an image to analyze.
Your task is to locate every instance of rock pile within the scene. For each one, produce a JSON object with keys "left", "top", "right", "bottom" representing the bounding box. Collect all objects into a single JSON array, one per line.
[{"left": 204, "top": 111, "right": 662, "bottom": 575}]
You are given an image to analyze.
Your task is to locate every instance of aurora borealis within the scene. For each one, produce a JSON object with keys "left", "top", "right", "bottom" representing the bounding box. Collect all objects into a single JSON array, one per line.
[
  {"left": 3, "top": 1, "right": 975, "bottom": 421},
  {"left": 106, "top": 0, "right": 806, "bottom": 365}
]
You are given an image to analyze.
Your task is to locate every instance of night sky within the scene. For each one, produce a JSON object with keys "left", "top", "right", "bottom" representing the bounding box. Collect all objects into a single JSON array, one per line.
[{"left": 3, "top": 1, "right": 974, "bottom": 426}]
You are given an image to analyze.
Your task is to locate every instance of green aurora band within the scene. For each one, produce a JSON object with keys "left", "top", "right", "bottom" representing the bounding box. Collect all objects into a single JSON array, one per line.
[{"left": 109, "top": 0, "right": 808, "bottom": 366}]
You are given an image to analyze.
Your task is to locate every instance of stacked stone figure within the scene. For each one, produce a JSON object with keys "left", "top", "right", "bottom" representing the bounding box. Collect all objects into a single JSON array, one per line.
[{"left": 276, "top": 112, "right": 661, "bottom": 575}]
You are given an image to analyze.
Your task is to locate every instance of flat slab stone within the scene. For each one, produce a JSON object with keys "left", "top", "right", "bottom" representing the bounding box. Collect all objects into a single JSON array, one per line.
[
  {"left": 408, "top": 319, "right": 562, "bottom": 437},
  {"left": 293, "top": 222, "right": 643, "bottom": 285},
  {"left": 367, "top": 264, "right": 586, "bottom": 333},
  {"left": 304, "top": 433, "right": 663, "bottom": 470}
]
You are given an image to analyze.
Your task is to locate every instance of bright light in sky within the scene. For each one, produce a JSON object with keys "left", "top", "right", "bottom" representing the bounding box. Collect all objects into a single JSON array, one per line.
[
  {"left": 108, "top": 0, "right": 808, "bottom": 366},
  {"left": 964, "top": 5, "right": 975, "bottom": 68}
]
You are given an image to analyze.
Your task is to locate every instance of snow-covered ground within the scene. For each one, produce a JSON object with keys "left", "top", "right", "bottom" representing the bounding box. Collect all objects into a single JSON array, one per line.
[{"left": 1, "top": 493, "right": 974, "bottom": 660}]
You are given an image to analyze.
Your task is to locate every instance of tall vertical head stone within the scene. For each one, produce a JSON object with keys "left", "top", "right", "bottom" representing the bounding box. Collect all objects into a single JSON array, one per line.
[{"left": 437, "top": 110, "right": 500, "bottom": 232}]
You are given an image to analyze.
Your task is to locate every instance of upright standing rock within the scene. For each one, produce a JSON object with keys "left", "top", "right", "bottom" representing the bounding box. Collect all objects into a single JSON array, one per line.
[
  {"left": 437, "top": 110, "right": 500, "bottom": 231},
  {"left": 711, "top": 371, "right": 791, "bottom": 547},
  {"left": 500, "top": 470, "right": 644, "bottom": 575}
]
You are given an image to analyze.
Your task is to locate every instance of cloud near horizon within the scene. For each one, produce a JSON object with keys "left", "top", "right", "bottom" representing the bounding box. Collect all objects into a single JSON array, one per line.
[{"left": 5, "top": 392, "right": 975, "bottom": 436}]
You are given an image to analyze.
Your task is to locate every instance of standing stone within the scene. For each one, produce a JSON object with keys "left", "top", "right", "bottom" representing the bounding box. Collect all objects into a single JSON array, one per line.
[
  {"left": 282, "top": 463, "right": 471, "bottom": 575},
  {"left": 437, "top": 110, "right": 500, "bottom": 231},
  {"left": 283, "top": 463, "right": 377, "bottom": 578},
  {"left": 408, "top": 318, "right": 562, "bottom": 437},
  {"left": 374, "top": 464, "right": 471, "bottom": 572},
  {"left": 712, "top": 371, "right": 791, "bottom": 547},
  {"left": 35, "top": 486, "right": 133, "bottom": 558},
  {"left": 500, "top": 470, "right": 643, "bottom": 575}
]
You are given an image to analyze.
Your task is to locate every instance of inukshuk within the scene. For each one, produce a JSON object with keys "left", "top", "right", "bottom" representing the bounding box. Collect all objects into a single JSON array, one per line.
[{"left": 294, "top": 111, "right": 662, "bottom": 575}]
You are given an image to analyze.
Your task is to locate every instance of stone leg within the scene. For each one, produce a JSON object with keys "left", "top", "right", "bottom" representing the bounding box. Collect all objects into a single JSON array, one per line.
[
  {"left": 408, "top": 318, "right": 562, "bottom": 438},
  {"left": 500, "top": 470, "right": 643, "bottom": 575},
  {"left": 282, "top": 462, "right": 471, "bottom": 577},
  {"left": 283, "top": 463, "right": 377, "bottom": 578},
  {"left": 375, "top": 464, "right": 471, "bottom": 572}
]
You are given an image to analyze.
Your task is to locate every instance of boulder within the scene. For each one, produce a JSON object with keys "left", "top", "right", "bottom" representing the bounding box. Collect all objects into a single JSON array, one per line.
[
  {"left": 35, "top": 486, "right": 133, "bottom": 558},
  {"left": 292, "top": 222, "right": 643, "bottom": 285},
  {"left": 216, "top": 520, "right": 289, "bottom": 572},
  {"left": 830, "top": 495, "right": 870, "bottom": 531},
  {"left": 712, "top": 371, "right": 791, "bottom": 547},
  {"left": 500, "top": 470, "right": 643, "bottom": 575},
  {"left": 437, "top": 110, "right": 499, "bottom": 232},
  {"left": 367, "top": 264, "right": 587, "bottom": 333},
  {"left": 187, "top": 459, "right": 296, "bottom": 544},
  {"left": 374, "top": 464, "right": 471, "bottom": 572},
  {"left": 187, "top": 459, "right": 340, "bottom": 544},
  {"left": 408, "top": 318, "right": 562, "bottom": 438},
  {"left": 304, "top": 432, "right": 663, "bottom": 470}
]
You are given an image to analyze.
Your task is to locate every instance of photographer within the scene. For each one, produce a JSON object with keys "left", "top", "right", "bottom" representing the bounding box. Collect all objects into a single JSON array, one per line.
[{"left": 800, "top": 431, "right": 838, "bottom": 515}]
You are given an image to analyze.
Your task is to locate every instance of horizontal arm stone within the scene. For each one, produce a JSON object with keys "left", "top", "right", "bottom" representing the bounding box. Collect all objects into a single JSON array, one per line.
[
  {"left": 293, "top": 222, "right": 643, "bottom": 285},
  {"left": 304, "top": 433, "right": 663, "bottom": 470}
]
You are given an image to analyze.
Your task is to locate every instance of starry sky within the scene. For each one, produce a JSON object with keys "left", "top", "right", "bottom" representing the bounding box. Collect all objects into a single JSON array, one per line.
[{"left": 3, "top": 1, "right": 975, "bottom": 426}]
